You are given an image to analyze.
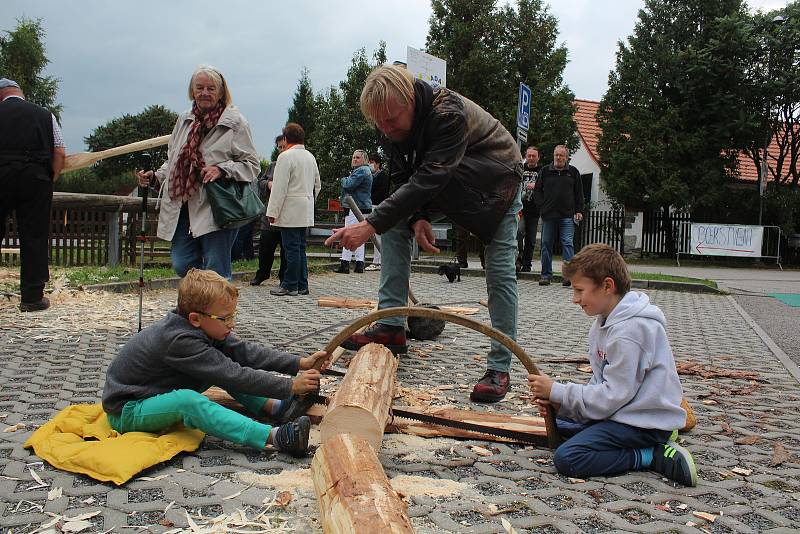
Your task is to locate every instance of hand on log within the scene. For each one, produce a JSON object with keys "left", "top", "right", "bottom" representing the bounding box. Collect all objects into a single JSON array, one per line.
[{"left": 292, "top": 369, "right": 322, "bottom": 395}]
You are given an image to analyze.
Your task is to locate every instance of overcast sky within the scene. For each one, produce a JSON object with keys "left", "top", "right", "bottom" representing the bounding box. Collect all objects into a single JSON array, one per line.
[{"left": 1, "top": 0, "right": 788, "bottom": 157}]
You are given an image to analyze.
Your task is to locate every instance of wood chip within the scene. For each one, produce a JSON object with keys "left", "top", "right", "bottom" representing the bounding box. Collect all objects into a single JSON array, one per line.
[
  {"left": 577, "top": 364, "right": 593, "bottom": 373},
  {"left": 469, "top": 445, "right": 493, "bottom": 457},
  {"left": 735, "top": 435, "right": 761, "bottom": 445},
  {"left": 47, "top": 487, "right": 62, "bottom": 500},
  {"left": 2, "top": 422, "right": 25, "bottom": 432},
  {"left": 501, "top": 517, "right": 520, "bottom": 534},
  {"left": 692, "top": 511, "right": 717, "bottom": 522},
  {"left": 275, "top": 490, "right": 293, "bottom": 507},
  {"left": 567, "top": 477, "right": 585, "bottom": 484},
  {"left": 731, "top": 467, "right": 753, "bottom": 476},
  {"left": 770, "top": 442, "right": 792, "bottom": 467}
]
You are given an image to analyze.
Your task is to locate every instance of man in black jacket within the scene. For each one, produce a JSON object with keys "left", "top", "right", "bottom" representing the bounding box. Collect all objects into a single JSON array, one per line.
[
  {"left": 518, "top": 146, "right": 542, "bottom": 272},
  {"left": 0, "top": 78, "right": 65, "bottom": 311},
  {"left": 365, "top": 153, "right": 389, "bottom": 271},
  {"left": 533, "top": 145, "right": 584, "bottom": 286},
  {"left": 325, "top": 65, "right": 522, "bottom": 403},
  {"left": 250, "top": 135, "right": 287, "bottom": 286}
]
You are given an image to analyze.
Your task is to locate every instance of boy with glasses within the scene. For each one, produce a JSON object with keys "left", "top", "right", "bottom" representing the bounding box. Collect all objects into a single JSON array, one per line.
[{"left": 102, "top": 269, "right": 327, "bottom": 457}]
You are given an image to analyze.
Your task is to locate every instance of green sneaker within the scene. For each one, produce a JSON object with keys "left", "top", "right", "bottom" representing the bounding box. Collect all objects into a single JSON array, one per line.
[{"left": 652, "top": 440, "right": 697, "bottom": 487}]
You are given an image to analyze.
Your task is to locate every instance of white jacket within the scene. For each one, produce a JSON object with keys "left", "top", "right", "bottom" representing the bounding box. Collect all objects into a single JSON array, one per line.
[
  {"left": 266, "top": 145, "right": 321, "bottom": 228},
  {"left": 153, "top": 105, "right": 259, "bottom": 240},
  {"left": 549, "top": 291, "right": 686, "bottom": 431}
]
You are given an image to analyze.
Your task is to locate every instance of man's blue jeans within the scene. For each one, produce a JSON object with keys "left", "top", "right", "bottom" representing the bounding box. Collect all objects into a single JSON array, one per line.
[
  {"left": 553, "top": 418, "right": 672, "bottom": 478},
  {"left": 377, "top": 186, "right": 522, "bottom": 372},
  {"left": 171, "top": 205, "right": 238, "bottom": 279},
  {"left": 280, "top": 227, "right": 308, "bottom": 292},
  {"left": 540, "top": 217, "right": 576, "bottom": 279}
]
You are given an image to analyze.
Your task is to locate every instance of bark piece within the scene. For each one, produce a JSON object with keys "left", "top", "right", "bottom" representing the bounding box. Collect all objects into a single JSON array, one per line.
[{"left": 312, "top": 433, "right": 413, "bottom": 534}]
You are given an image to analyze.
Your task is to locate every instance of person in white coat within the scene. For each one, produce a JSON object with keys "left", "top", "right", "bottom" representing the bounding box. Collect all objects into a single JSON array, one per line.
[
  {"left": 265, "top": 123, "right": 321, "bottom": 296},
  {"left": 136, "top": 66, "right": 259, "bottom": 280}
]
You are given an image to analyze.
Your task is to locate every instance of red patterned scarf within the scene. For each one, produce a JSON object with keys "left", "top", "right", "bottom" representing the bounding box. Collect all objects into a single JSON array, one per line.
[{"left": 169, "top": 100, "right": 226, "bottom": 201}]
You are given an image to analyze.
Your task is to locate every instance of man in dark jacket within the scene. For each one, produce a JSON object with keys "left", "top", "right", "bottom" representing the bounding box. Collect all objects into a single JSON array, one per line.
[
  {"left": 325, "top": 65, "right": 523, "bottom": 403},
  {"left": 0, "top": 78, "right": 65, "bottom": 312},
  {"left": 518, "top": 146, "right": 542, "bottom": 272},
  {"left": 250, "top": 135, "right": 287, "bottom": 286},
  {"left": 365, "top": 153, "right": 389, "bottom": 271},
  {"left": 533, "top": 145, "right": 584, "bottom": 286}
]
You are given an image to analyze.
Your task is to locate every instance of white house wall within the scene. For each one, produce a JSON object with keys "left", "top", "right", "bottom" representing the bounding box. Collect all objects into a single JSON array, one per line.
[{"left": 569, "top": 138, "right": 612, "bottom": 209}]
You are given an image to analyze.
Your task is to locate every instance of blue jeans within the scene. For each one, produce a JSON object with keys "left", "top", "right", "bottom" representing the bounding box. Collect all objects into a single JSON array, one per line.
[
  {"left": 378, "top": 186, "right": 522, "bottom": 372},
  {"left": 106, "top": 389, "right": 273, "bottom": 450},
  {"left": 280, "top": 227, "right": 308, "bottom": 292},
  {"left": 553, "top": 418, "right": 672, "bottom": 478},
  {"left": 540, "top": 217, "right": 576, "bottom": 279},
  {"left": 171, "top": 205, "right": 239, "bottom": 279}
]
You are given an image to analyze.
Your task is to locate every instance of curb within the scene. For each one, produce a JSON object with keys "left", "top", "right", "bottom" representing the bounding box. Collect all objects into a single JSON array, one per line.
[{"left": 409, "top": 263, "right": 726, "bottom": 295}]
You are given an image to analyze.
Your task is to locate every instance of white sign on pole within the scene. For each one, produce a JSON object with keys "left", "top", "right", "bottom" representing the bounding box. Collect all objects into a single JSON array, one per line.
[
  {"left": 407, "top": 46, "right": 446, "bottom": 88},
  {"left": 690, "top": 223, "right": 764, "bottom": 258}
]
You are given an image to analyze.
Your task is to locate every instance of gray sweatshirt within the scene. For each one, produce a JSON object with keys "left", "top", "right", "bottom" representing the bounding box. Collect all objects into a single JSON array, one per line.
[
  {"left": 102, "top": 311, "right": 300, "bottom": 414},
  {"left": 549, "top": 291, "right": 686, "bottom": 431}
]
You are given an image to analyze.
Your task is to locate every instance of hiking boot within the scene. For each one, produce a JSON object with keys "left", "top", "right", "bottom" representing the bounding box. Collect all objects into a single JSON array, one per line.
[
  {"left": 470, "top": 370, "right": 510, "bottom": 403},
  {"left": 334, "top": 260, "right": 350, "bottom": 274},
  {"left": 562, "top": 279, "right": 571, "bottom": 287},
  {"left": 354, "top": 261, "right": 365, "bottom": 273},
  {"left": 538, "top": 277, "right": 551, "bottom": 286},
  {"left": 341, "top": 323, "right": 407, "bottom": 354},
  {"left": 273, "top": 416, "right": 311, "bottom": 458},
  {"left": 270, "top": 286, "right": 297, "bottom": 296},
  {"left": 275, "top": 393, "right": 318, "bottom": 424},
  {"left": 19, "top": 297, "right": 50, "bottom": 312},
  {"left": 365, "top": 263, "right": 381, "bottom": 271},
  {"left": 651, "top": 440, "right": 698, "bottom": 487},
  {"left": 297, "top": 288, "right": 310, "bottom": 295}
]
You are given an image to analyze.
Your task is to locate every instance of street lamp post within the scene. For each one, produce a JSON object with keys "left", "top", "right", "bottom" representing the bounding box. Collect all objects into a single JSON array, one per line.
[{"left": 759, "top": 14, "right": 788, "bottom": 226}]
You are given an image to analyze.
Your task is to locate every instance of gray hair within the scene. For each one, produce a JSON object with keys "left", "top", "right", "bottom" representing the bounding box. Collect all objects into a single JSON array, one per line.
[{"left": 187, "top": 65, "right": 233, "bottom": 106}]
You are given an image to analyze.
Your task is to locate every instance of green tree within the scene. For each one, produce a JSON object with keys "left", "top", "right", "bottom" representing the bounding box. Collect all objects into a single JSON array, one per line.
[
  {"left": 597, "top": 0, "right": 752, "bottom": 215},
  {"left": 307, "top": 43, "right": 387, "bottom": 207},
  {"left": 287, "top": 67, "right": 317, "bottom": 144},
  {"left": 84, "top": 105, "right": 178, "bottom": 179},
  {"left": 0, "top": 17, "right": 61, "bottom": 119},
  {"left": 426, "top": 0, "right": 577, "bottom": 161}
]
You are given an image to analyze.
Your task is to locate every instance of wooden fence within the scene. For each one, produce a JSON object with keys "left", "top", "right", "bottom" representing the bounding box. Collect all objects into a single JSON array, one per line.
[{"left": 1, "top": 192, "right": 160, "bottom": 268}]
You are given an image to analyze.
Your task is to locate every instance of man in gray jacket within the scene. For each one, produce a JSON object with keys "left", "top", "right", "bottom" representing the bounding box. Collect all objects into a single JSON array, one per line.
[{"left": 325, "top": 65, "right": 522, "bottom": 403}]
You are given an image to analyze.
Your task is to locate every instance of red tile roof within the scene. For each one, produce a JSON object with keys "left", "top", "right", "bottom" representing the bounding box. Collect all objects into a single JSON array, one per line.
[
  {"left": 574, "top": 99, "right": 601, "bottom": 165},
  {"left": 573, "top": 98, "right": 796, "bottom": 184}
]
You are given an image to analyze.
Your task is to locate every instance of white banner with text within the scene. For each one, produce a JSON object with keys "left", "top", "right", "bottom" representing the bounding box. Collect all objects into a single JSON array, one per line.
[{"left": 689, "top": 223, "right": 764, "bottom": 258}]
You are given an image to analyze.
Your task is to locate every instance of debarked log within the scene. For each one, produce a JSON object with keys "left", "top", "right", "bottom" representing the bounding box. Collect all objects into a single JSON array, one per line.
[
  {"left": 312, "top": 432, "right": 413, "bottom": 534},
  {"left": 319, "top": 343, "right": 398, "bottom": 450}
]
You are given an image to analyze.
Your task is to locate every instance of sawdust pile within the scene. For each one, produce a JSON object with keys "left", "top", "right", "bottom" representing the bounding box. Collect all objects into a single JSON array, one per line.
[
  {"left": 237, "top": 468, "right": 315, "bottom": 493},
  {"left": 390, "top": 474, "right": 471, "bottom": 498}
]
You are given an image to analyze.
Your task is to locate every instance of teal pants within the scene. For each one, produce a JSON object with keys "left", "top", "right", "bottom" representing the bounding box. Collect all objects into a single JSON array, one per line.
[{"left": 106, "top": 389, "right": 273, "bottom": 450}]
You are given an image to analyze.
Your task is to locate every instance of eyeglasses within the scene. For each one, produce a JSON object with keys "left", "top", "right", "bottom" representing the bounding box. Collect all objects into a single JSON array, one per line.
[{"left": 198, "top": 310, "right": 238, "bottom": 325}]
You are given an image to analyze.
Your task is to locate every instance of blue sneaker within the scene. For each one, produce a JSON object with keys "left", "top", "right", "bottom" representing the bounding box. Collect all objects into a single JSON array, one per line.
[{"left": 652, "top": 440, "right": 697, "bottom": 487}]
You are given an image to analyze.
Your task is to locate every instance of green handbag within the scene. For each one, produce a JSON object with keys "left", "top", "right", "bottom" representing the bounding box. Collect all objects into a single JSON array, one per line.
[{"left": 204, "top": 178, "right": 265, "bottom": 229}]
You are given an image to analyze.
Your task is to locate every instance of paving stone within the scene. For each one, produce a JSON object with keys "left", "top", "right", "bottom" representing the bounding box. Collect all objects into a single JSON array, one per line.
[{"left": 3, "top": 272, "right": 800, "bottom": 532}]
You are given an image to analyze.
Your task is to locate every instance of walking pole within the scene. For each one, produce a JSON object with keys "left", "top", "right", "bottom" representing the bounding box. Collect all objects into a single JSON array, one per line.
[{"left": 137, "top": 153, "right": 152, "bottom": 332}]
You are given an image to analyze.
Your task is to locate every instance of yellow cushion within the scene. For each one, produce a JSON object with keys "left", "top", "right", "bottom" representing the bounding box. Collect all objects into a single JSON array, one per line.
[{"left": 24, "top": 404, "right": 204, "bottom": 485}]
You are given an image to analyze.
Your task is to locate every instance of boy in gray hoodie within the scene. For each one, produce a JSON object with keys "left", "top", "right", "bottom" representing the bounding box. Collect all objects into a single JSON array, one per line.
[
  {"left": 528, "top": 244, "right": 696, "bottom": 486},
  {"left": 102, "top": 269, "right": 328, "bottom": 458}
]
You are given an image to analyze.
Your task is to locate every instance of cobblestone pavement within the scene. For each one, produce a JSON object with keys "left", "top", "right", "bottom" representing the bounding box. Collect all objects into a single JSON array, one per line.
[{"left": 2, "top": 271, "right": 800, "bottom": 533}]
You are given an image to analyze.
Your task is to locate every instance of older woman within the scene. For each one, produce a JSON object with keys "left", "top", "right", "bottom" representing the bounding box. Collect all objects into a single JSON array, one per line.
[
  {"left": 334, "top": 149, "right": 373, "bottom": 274},
  {"left": 136, "top": 66, "right": 259, "bottom": 279}
]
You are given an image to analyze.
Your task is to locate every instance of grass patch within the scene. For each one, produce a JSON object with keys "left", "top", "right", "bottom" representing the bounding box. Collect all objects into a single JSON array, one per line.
[{"left": 628, "top": 271, "right": 717, "bottom": 288}]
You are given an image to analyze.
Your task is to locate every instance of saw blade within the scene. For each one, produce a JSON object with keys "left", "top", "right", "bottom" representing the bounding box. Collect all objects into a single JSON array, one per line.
[{"left": 310, "top": 394, "right": 548, "bottom": 446}]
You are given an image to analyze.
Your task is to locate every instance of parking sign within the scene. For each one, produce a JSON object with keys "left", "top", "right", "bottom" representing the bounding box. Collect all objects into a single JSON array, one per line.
[{"left": 517, "top": 83, "right": 531, "bottom": 131}]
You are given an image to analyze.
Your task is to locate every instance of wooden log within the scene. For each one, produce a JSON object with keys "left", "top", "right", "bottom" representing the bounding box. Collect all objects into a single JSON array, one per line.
[
  {"left": 63, "top": 135, "right": 170, "bottom": 172},
  {"left": 52, "top": 192, "right": 159, "bottom": 213},
  {"left": 318, "top": 295, "right": 478, "bottom": 315},
  {"left": 320, "top": 343, "right": 397, "bottom": 450},
  {"left": 312, "top": 433, "right": 413, "bottom": 534}
]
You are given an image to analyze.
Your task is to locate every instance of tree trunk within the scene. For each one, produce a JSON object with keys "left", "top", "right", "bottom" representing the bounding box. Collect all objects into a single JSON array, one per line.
[
  {"left": 319, "top": 343, "right": 397, "bottom": 451},
  {"left": 312, "top": 433, "right": 413, "bottom": 534}
]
